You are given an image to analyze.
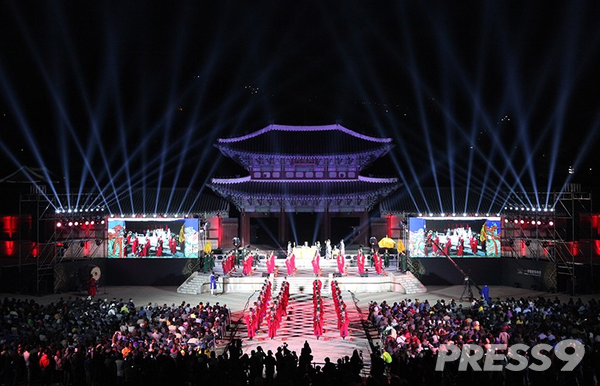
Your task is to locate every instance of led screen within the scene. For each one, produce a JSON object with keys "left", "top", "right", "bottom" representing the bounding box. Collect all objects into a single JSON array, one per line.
[
  {"left": 107, "top": 218, "right": 199, "bottom": 258},
  {"left": 407, "top": 217, "right": 501, "bottom": 258}
]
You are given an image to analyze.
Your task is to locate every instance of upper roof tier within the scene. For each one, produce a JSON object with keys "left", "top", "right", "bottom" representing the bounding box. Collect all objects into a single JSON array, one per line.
[{"left": 215, "top": 124, "right": 394, "bottom": 171}]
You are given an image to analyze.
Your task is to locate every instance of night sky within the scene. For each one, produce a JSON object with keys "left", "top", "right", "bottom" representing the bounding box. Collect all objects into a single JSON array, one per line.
[{"left": 2, "top": 1, "right": 600, "bottom": 207}]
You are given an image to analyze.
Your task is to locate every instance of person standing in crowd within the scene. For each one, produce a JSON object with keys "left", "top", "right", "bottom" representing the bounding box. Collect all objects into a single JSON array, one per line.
[
  {"left": 210, "top": 271, "right": 217, "bottom": 296},
  {"left": 481, "top": 284, "right": 490, "bottom": 302},
  {"left": 87, "top": 273, "right": 97, "bottom": 297}
]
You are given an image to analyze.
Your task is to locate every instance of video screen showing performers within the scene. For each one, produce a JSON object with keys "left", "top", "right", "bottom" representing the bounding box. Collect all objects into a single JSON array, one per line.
[
  {"left": 107, "top": 218, "right": 199, "bottom": 258},
  {"left": 408, "top": 217, "right": 501, "bottom": 258}
]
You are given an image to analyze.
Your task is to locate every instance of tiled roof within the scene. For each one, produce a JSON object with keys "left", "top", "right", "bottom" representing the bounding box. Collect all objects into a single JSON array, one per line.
[
  {"left": 209, "top": 176, "right": 400, "bottom": 198},
  {"left": 209, "top": 176, "right": 401, "bottom": 212},
  {"left": 216, "top": 124, "right": 393, "bottom": 156}
]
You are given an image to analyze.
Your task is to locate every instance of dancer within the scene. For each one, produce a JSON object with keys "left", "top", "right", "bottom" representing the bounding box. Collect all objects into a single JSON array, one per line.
[
  {"left": 339, "top": 311, "right": 349, "bottom": 340},
  {"left": 457, "top": 237, "right": 464, "bottom": 257},
  {"left": 242, "top": 250, "right": 254, "bottom": 276},
  {"left": 336, "top": 249, "right": 345, "bottom": 275},
  {"left": 285, "top": 250, "right": 296, "bottom": 276},
  {"left": 155, "top": 238, "right": 163, "bottom": 257},
  {"left": 132, "top": 236, "right": 139, "bottom": 258},
  {"left": 266, "top": 250, "right": 276, "bottom": 275},
  {"left": 443, "top": 237, "right": 451, "bottom": 256},
  {"left": 432, "top": 234, "right": 440, "bottom": 256},
  {"left": 325, "top": 239, "right": 332, "bottom": 260},
  {"left": 373, "top": 250, "right": 384, "bottom": 275},
  {"left": 246, "top": 308, "right": 256, "bottom": 340},
  {"left": 470, "top": 235, "right": 478, "bottom": 255},
  {"left": 311, "top": 249, "right": 321, "bottom": 276},
  {"left": 314, "top": 308, "right": 323, "bottom": 340},
  {"left": 356, "top": 246, "right": 366, "bottom": 275}
]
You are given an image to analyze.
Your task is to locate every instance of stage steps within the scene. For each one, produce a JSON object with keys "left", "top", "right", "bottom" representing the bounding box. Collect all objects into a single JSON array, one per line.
[
  {"left": 389, "top": 271, "right": 427, "bottom": 295},
  {"left": 177, "top": 272, "right": 208, "bottom": 295}
]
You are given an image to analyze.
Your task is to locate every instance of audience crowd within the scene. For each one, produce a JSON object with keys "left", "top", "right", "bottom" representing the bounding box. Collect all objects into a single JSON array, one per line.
[
  {"left": 2, "top": 291, "right": 600, "bottom": 386},
  {"left": 0, "top": 296, "right": 229, "bottom": 386},
  {"left": 369, "top": 295, "right": 600, "bottom": 385}
]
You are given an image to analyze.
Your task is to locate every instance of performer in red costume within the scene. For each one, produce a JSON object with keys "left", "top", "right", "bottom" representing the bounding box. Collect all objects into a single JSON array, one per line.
[
  {"left": 339, "top": 311, "right": 349, "bottom": 339},
  {"left": 143, "top": 237, "right": 151, "bottom": 257},
  {"left": 336, "top": 250, "right": 345, "bottom": 275},
  {"left": 169, "top": 236, "right": 177, "bottom": 255},
  {"left": 266, "top": 251, "right": 276, "bottom": 275},
  {"left": 87, "top": 274, "right": 97, "bottom": 297},
  {"left": 356, "top": 247, "right": 366, "bottom": 275},
  {"left": 433, "top": 235, "right": 440, "bottom": 256},
  {"left": 457, "top": 237, "right": 464, "bottom": 257},
  {"left": 285, "top": 251, "right": 294, "bottom": 276},
  {"left": 268, "top": 310, "right": 278, "bottom": 339},
  {"left": 314, "top": 309, "right": 323, "bottom": 340},
  {"left": 311, "top": 250, "right": 321, "bottom": 276},
  {"left": 246, "top": 308, "right": 256, "bottom": 340},
  {"left": 156, "top": 238, "right": 163, "bottom": 257},
  {"left": 373, "top": 250, "right": 384, "bottom": 275},
  {"left": 132, "top": 236, "right": 139, "bottom": 258},
  {"left": 242, "top": 251, "right": 254, "bottom": 276},
  {"left": 443, "top": 238, "right": 451, "bottom": 256},
  {"left": 470, "top": 236, "right": 478, "bottom": 255}
]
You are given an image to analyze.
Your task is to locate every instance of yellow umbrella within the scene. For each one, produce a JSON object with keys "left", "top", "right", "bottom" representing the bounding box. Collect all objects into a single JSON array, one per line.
[
  {"left": 203, "top": 241, "right": 212, "bottom": 254},
  {"left": 378, "top": 236, "right": 396, "bottom": 249},
  {"left": 396, "top": 239, "right": 405, "bottom": 254}
]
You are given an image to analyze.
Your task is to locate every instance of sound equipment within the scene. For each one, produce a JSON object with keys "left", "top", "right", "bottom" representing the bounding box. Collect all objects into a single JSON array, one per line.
[
  {"left": 261, "top": 272, "right": 270, "bottom": 277},
  {"left": 360, "top": 272, "right": 369, "bottom": 277},
  {"left": 333, "top": 273, "right": 342, "bottom": 278}
]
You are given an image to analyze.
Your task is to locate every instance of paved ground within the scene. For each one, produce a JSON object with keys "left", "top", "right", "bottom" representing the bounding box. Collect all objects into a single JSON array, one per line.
[{"left": 2, "top": 284, "right": 597, "bottom": 363}]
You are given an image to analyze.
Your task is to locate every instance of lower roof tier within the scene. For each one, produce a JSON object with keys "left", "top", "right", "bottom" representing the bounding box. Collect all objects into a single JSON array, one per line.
[{"left": 208, "top": 176, "right": 401, "bottom": 213}]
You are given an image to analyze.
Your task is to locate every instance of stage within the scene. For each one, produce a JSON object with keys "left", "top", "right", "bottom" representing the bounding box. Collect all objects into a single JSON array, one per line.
[{"left": 176, "top": 255, "right": 427, "bottom": 295}]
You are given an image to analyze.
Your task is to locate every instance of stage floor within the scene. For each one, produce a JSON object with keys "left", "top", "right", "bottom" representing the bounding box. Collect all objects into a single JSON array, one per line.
[{"left": 2, "top": 285, "right": 596, "bottom": 363}]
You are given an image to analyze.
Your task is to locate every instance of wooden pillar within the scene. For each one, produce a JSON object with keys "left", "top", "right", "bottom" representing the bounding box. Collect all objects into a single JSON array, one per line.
[
  {"left": 278, "top": 208, "right": 286, "bottom": 246},
  {"left": 358, "top": 211, "right": 369, "bottom": 246},
  {"left": 241, "top": 211, "right": 250, "bottom": 247},
  {"left": 321, "top": 208, "right": 331, "bottom": 242}
]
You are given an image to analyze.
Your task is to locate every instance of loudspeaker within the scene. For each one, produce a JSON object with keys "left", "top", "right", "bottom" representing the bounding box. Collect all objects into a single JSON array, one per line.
[
  {"left": 262, "top": 272, "right": 270, "bottom": 277},
  {"left": 360, "top": 273, "right": 368, "bottom": 277},
  {"left": 333, "top": 273, "right": 342, "bottom": 278}
]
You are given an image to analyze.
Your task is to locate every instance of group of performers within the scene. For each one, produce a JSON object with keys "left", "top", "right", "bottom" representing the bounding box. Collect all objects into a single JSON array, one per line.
[
  {"left": 331, "top": 280, "right": 350, "bottom": 339},
  {"left": 287, "top": 239, "right": 345, "bottom": 260},
  {"left": 116, "top": 231, "right": 181, "bottom": 258},
  {"left": 312, "top": 279, "right": 350, "bottom": 340},
  {"left": 216, "top": 239, "right": 396, "bottom": 278},
  {"left": 355, "top": 246, "right": 386, "bottom": 276},
  {"left": 246, "top": 280, "right": 290, "bottom": 340},
  {"left": 202, "top": 252, "right": 216, "bottom": 273},
  {"left": 221, "top": 247, "right": 259, "bottom": 276},
  {"left": 410, "top": 225, "right": 501, "bottom": 257},
  {"left": 313, "top": 280, "right": 325, "bottom": 339},
  {"left": 246, "top": 281, "right": 272, "bottom": 340},
  {"left": 266, "top": 281, "right": 290, "bottom": 339}
]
